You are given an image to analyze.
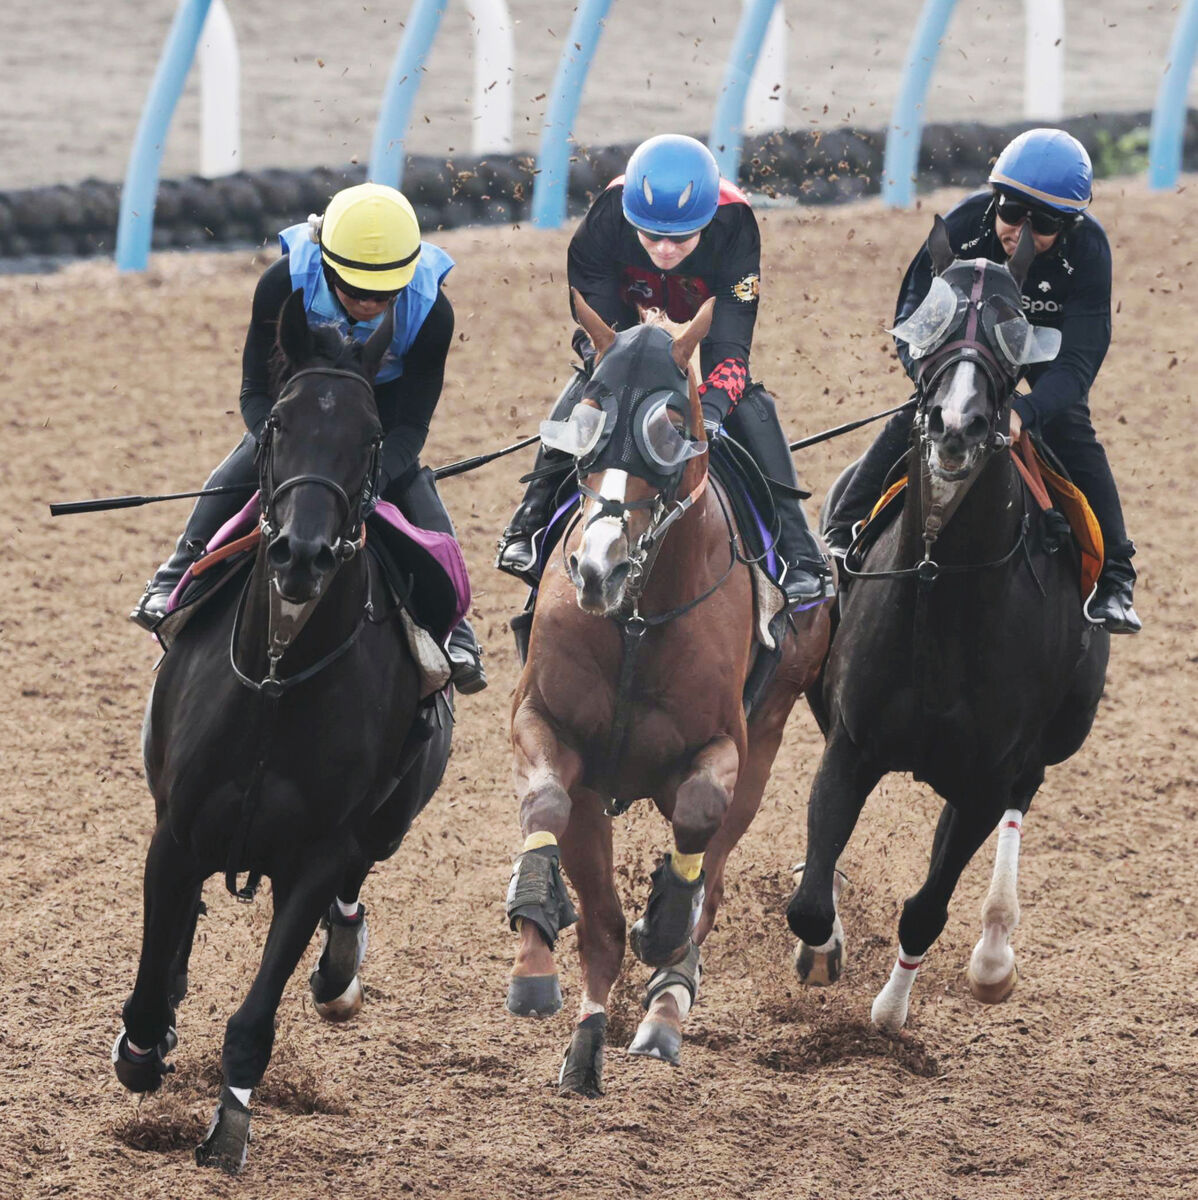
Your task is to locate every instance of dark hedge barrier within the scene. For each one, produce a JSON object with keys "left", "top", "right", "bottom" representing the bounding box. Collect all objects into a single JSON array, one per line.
[{"left": 0, "top": 110, "right": 1191, "bottom": 262}]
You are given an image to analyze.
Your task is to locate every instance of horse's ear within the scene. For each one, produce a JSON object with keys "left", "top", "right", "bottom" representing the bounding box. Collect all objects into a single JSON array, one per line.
[
  {"left": 360, "top": 303, "right": 395, "bottom": 381},
  {"left": 927, "top": 214, "right": 955, "bottom": 276},
  {"left": 570, "top": 288, "right": 616, "bottom": 359},
  {"left": 276, "top": 288, "right": 313, "bottom": 365},
  {"left": 1007, "top": 222, "right": 1036, "bottom": 287},
  {"left": 671, "top": 296, "right": 715, "bottom": 373}
]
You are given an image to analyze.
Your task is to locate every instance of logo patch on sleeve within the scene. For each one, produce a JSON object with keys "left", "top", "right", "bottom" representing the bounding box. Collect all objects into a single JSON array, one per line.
[{"left": 732, "top": 274, "right": 760, "bottom": 303}]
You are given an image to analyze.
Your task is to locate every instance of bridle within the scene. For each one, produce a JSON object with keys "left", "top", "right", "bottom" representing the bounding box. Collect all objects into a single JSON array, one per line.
[{"left": 257, "top": 366, "right": 383, "bottom": 560}]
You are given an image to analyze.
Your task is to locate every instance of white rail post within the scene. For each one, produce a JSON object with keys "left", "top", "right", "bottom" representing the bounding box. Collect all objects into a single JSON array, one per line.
[
  {"left": 744, "top": 0, "right": 786, "bottom": 134},
  {"left": 466, "top": 0, "right": 514, "bottom": 154},
  {"left": 1023, "top": 0, "right": 1064, "bottom": 121},
  {"left": 199, "top": 0, "right": 241, "bottom": 176}
]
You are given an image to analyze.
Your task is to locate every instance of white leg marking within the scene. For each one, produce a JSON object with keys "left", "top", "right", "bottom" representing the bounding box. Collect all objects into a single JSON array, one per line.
[
  {"left": 662, "top": 983, "right": 693, "bottom": 1020},
  {"left": 970, "top": 808, "right": 1024, "bottom": 988},
  {"left": 336, "top": 896, "right": 360, "bottom": 919},
  {"left": 229, "top": 1085, "right": 252, "bottom": 1107},
  {"left": 579, "top": 997, "right": 606, "bottom": 1018},
  {"left": 871, "top": 945, "right": 926, "bottom": 1032}
]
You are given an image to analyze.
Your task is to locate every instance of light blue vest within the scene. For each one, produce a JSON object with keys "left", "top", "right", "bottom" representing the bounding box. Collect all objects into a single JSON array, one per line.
[{"left": 278, "top": 224, "right": 454, "bottom": 384}]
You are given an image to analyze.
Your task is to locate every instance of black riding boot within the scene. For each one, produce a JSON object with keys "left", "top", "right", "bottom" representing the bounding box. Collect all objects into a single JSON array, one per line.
[
  {"left": 129, "top": 433, "right": 258, "bottom": 631},
  {"left": 495, "top": 372, "right": 585, "bottom": 583},
  {"left": 824, "top": 408, "right": 916, "bottom": 556},
  {"left": 725, "top": 385, "right": 833, "bottom": 607},
  {"left": 1040, "top": 405, "right": 1140, "bottom": 635},
  {"left": 393, "top": 466, "right": 488, "bottom": 693}
]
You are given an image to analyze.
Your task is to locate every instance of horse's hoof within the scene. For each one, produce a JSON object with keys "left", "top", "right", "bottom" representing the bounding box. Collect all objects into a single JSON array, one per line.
[
  {"left": 310, "top": 972, "right": 363, "bottom": 1022},
  {"left": 794, "top": 937, "right": 843, "bottom": 986},
  {"left": 628, "top": 1019, "right": 682, "bottom": 1066},
  {"left": 559, "top": 1012, "right": 606, "bottom": 1097},
  {"left": 967, "top": 961, "right": 1019, "bottom": 1005},
  {"left": 506, "top": 973, "right": 562, "bottom": 1017},
  {"left": 111, "top": 1029, "right": 176, "bottom": 1094},
  {"left": 195, "top": 1087, "right": 251, "bottom": 1174}
]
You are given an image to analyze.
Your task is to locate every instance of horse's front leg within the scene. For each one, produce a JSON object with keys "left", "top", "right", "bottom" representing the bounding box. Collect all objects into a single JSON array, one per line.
[
  {"left": 506, "top": 702, "right": 584, "bottom": 1017},
  {"left": 787, "top": 724, "right": 882, "bottom": 986},
  {"left": 309, "top": 854, "right": 373, "bottom": 1022},
  {"left": 114, "top": 819, "right": 203, "bottom": 1096},
  {"left": 556, "top": 787, "right": 623, "bottom": 1097},
  {"left": 195, "top": 842, "right": 345, "bottom": 1174}
]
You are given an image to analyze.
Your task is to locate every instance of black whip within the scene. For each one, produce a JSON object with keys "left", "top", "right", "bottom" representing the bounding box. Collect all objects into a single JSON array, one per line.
[{"left": 789, "top": 399, "right": 915, "bottom": 453}]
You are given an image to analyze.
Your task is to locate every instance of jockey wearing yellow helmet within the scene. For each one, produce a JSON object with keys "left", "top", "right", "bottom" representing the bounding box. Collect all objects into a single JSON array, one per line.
[{"left": 130, "top": 182, "right": 487, "bottom": 692}]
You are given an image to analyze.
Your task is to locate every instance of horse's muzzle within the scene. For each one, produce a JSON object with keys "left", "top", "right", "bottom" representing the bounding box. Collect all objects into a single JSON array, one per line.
[
  {"left": 571, "top": 554, "right": 630, "bottom": 617},
  {"left": 266, "top": 533, "right": 338, "bottom": 602}
]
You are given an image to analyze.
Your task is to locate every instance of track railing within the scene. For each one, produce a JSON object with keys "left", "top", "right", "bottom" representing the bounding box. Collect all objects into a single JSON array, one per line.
[{"left": 1148, "top": 0, "right": 1198, "bottom": 191}]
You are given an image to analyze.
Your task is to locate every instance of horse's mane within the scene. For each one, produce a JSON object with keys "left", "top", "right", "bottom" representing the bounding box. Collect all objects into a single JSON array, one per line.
[{"left": 269, "top": 322, "right": 371, "bottom": 400}]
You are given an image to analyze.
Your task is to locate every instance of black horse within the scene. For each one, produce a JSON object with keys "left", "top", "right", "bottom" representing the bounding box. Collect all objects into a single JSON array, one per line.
[
  {"left": 787, "top": 219, "right": 1109, "bottom": 1030},
  {"left": 112, "top": 290, "right": 453, "bottom": 1172}
]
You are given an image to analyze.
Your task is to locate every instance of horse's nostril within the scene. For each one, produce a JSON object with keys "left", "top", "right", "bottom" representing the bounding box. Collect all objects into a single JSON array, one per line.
[
  {"left": 314, "top": 546, "right": 337, "bottom": 576},
  {"left": 927, "top": 408, "right": 945, "bottom": 437},
  {"left": 966, "top": 415, "right": 989, "bottom": 441},
  {"left": 267, "top": 537, "right": 290, "bottom": 568}
]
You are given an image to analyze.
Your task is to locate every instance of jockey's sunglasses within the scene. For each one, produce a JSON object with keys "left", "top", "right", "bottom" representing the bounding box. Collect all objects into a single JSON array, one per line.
[
  {"left": 334, "top": 278, "right": 402, "bottom": 303},
  {"left": 632, "top": 225, "right": 702, "bottom": 245},
  {"left": 994, "top": 191, "right": 1069, "bottom": 236}
]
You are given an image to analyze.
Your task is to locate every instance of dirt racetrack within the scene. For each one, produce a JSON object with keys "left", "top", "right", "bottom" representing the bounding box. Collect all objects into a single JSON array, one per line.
[{"left": 1, "top": 183, "right": 1196, "bottom": 1199}]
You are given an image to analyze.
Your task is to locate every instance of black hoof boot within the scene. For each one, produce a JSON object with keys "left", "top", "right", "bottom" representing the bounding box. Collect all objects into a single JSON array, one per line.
[
  {"left": 195, "top": 1086, "right": 252, "bottom": 1174},
  {"left": 628, "top": 856, "right": 705, "bottom": 968},
  {"left": 310, "top": 904, "right": 369, "bottom": 1021},
  {"left": 559, "top": 1012, "right": 607, "bottom": 1098},
  {"left": 112, "top": 1029, "right": 176, "bottom": 1093}
]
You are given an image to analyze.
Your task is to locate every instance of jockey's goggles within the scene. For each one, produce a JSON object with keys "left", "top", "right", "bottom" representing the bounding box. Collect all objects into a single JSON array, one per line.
[{"left": 994, "top": 191, "right": 1069, "bottom": 236}]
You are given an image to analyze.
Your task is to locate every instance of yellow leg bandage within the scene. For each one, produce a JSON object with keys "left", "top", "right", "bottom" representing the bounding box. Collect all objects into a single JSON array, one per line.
[
  {"left": 671, "top": 850, "right": 704, "bottom": 882},
  {"left": 522, "top": 831, "right": 558, "bottom": 852}
]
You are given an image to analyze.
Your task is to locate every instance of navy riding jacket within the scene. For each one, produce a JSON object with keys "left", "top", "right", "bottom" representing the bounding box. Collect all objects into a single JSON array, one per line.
[{"left": 894, "top": 189, "right": 1112, "bottom": 433}]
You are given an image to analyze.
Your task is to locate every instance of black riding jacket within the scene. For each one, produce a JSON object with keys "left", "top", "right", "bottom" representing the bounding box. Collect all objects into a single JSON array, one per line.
[
  {"left": 567, "top": 181, "right": 763, "bottom": 423},
  {"left": 240, "top": 255, "right": 454, "bottom": 493},
  {"left": 894, "top": 189, "right": 1112, "bottom": 432}
]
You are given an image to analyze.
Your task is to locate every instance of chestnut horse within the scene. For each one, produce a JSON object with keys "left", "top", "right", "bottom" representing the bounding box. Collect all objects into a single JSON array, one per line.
[{"left": 504, "top": 291, "right": 831, "bottom": 1094}]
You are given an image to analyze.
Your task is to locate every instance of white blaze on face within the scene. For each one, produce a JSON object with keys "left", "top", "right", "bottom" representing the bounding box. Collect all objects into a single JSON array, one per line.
[{"left": 576, "top": 469, "right": 629, "bottom": 581}]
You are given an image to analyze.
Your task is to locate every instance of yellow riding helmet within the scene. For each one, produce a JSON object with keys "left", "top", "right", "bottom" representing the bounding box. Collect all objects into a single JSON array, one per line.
[{"left": 318, "top": 183, "right": 422, "bottom": 292}]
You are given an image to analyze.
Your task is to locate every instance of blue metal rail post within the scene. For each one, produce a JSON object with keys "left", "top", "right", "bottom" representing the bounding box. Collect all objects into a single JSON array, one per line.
[
  {"left": 708, "top": 0, "right": 778, "bottom": 181},
  {"left": 1147, "top": 0, "right": 1198, "bottom": 190},
  {"left": 531, "top": 0, "right": 612, "bottom": 229},
  {"left": 882, "top": 0, "right": 959, "bottom": 208},
  {"left": 115, "top": 0, "right": 215, "bottom": 271},
  {"left": 370, "top": 0, "right": 450, "bottom": 189}
]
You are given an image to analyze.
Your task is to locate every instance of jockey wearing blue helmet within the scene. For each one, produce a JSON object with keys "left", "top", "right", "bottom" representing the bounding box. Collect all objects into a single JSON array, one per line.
[
  {"left": 496, "top": 133, "right": 833, "bottom": 610},
  {"left": 621, "top": 134, "right": 722, "bottom": 237},
  {"left": 826, "top": 127, "right": 1140, "bottom": 634}
]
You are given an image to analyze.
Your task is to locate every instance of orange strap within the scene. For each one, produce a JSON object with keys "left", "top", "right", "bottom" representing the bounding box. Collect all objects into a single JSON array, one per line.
[
  {"left": 190, "top": 529, "right": 261, "bottom": 576},
  {"left": 1010, "top": 437, "right": 1053, "bottom": 511}
]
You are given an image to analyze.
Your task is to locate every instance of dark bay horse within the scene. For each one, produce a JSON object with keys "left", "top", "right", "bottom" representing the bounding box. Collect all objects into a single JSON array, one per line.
[
  {"left": 506, "top": 292, "right": 831, "bottom": 1093},
  {"left": 112, "top": 290, "right": 452, "bottom": 1171},
  {"left": 787, "top": 219, "right": 1109, "bottom": 1030}
]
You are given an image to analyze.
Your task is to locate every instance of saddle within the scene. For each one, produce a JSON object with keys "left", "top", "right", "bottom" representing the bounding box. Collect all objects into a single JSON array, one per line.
[
  {"left": 511, "top": 433, "right": 792, "bottom": 718},
  {"left": 846, "top": 435, "right": 1104, "bottom": 598},
  {"left": 155, "top": 494, "right": 471, "bottom": 697}
]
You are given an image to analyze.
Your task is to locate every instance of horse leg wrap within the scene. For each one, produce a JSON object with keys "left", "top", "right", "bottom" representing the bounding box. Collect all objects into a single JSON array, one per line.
[
  {"left": 558, "top": 1012, "right": 607, "bottom": 1098},
  {"left": 506, "top": 844, "right": 578, "bottom": 949},
  {"left": 111, "top": 1029, "right": 176, "bottom": 1094},
  {"left": 643, "top": 938, "right": 702, "bottom": 1013},
  {"left": 629, "top": 855, "right": 705, "bottom": 967}
]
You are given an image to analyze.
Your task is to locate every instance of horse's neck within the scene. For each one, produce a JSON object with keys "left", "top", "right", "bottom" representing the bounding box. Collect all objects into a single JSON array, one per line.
[
  {"left": 902, "top": 444, "right": 1020, "bottom": 561},
  {"left": 238, "top": 544, "right": 369, "bottom": 676}
]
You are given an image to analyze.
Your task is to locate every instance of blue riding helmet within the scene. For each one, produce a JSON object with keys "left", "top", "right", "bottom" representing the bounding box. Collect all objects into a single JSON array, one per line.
[
  {"left": 988, "top": 128, "right": 1092, "bottom": 213},
  {"left": 622, "top": 135, "right": 721, "bottom": 237}
]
